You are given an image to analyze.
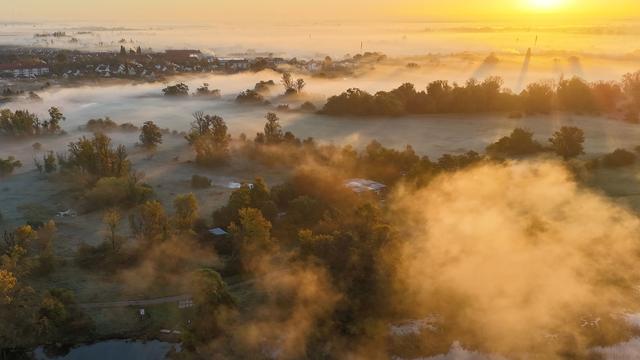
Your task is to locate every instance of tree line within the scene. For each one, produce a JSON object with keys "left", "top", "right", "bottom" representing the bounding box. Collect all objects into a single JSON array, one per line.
[{"left": 320, "top": 72, "right": 640, "bottom": 119}]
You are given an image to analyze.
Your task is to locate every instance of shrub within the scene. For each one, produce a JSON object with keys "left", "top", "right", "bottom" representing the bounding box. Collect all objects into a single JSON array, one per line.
[
  {"left": 191, "top": 175, "right": 212, "bottom": 189},
  {"left": 83, "top": 175, "right": 153, "bottom": 211},
  {"left": 602, "top": 149, "right": 636, "bottom": 168},
  {"left": 299, "top": 101, "right": 317, "bottom": 112},
  {"left": 235, "top": 89, "right": 265, "bottom": 104},
  {"left": 0, "top": 156, "right": 22, "bottom": 177}
]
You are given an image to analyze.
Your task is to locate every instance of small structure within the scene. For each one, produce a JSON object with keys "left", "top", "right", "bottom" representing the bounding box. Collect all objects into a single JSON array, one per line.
[
  {"left": 208, "top": 228, "right": 229, "bottom": 237},
  {"left": 344, "top": 178, "right": 386, "bottom": 195},
  {"left": 56, "top": 209, "right": 77, "bottom": 217}
]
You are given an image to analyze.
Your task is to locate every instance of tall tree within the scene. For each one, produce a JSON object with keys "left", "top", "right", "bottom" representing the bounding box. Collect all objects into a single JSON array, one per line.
[
  {"left": 103, "top": 208, "right": 122, "bottom": 251},
  {"left": 263, "top": 112, "right": 283, "bottom": 144},
  {"left": 173, "top": 193, "right": 199, "bottom": 231}
]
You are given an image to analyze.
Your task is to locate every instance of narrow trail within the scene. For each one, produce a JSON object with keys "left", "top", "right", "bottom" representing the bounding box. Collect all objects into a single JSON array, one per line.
[{"left": 79, "top": 294, "right": 192, "bottom": 309}]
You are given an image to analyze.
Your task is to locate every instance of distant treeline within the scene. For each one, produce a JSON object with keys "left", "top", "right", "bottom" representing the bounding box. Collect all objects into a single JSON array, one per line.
[{"left": 321, "top": 72, "right": 640, "bottom": 120}]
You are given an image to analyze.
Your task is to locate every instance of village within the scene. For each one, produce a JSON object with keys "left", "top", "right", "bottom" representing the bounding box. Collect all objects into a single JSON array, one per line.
[{"left": 0, "top": 45, "right": 385, "bottom": 82}]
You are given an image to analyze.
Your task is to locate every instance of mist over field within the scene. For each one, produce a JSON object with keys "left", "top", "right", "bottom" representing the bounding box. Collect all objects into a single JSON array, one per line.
[{"left": 3, "top": 2, "right": 640, "bottom": 359}]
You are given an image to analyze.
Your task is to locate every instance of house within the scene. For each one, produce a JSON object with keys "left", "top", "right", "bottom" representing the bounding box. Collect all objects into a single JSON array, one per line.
[
  {"left": 217, "top": 58, "right": 250, "bottom": 71},
  {"left": 0, "top": 61, "right": 50, "bottom": 78}
]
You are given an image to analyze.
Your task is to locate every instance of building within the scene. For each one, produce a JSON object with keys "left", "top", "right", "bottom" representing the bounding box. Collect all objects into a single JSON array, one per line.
[
  {"left": 163, "top": 49, "right": 203, "bottom": 62},
  {"left": 0, "top": 61, "right": 50, "bottom": 78}
]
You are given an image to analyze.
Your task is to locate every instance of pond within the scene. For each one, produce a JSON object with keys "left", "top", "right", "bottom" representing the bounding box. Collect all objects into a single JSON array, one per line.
[{"left": 33, "top": 340, "right": 180, "bottom": 360}]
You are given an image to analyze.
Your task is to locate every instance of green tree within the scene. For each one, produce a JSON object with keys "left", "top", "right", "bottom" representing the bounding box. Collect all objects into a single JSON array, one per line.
[
  {"left": 486, "top": 128, "right": 543, "bottom": 157},
  {"left": 184, "top": 269, "right": 235, "bottom": 346},
  {"left": 139, "top": 121, "right": 163, "bottom": 149},
  {"left": 67, "top": 133, "right": 130, "bottom": 180},
  {"left": 549, "top": 126, "right": 585, "bottom": 160}
]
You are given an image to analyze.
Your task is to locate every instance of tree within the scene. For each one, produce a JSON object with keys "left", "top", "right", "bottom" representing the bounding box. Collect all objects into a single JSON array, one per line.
[
  {"left": 35, "top": 220, "right": 56, "bottom": 275},
  {"left": 549, "top": 126, "right": 585, "bottom": 160},
  {"left": 228, "top": 208, "right": 272, "bottom": 269},
  {"left": 623, "top": 71, "right": 640, "bottom": 109},
  {"left": 521, "top": 81, "right": 554, "bottom": 114},
  {"left": 602, "top": 149, "right": 636, "bottom": 168},
  {"left": 139, "top": 121, "right": 163, "bottom": 149},
  {"left": 295, "top": 78, "right": 306, "bottom": 93},
  {"left": 185, "top": 269, "right": 235, "bottom": 346},
  {"left": 162, "top": 83, "right": 189, "bottom": 97},
  {"left": 263, "top": 112, "right": 283, "bottom": 144},
  {"left": 486, "top": 128, "right": 543, "bottom": 157},
  {"left": 130, "top": 200, "right": 169, "bottom": 243},
  {"left": 235, "top": 89, "right": 265, "bottom": 104},
  {"left": 37, "top": 288, "right": 94, "bottom": 343},
  {"left": 103, "top": 208, "right": 122, "bottom": 251},
  {"left": 67, "top": 133, "right": 130, "bottom": 180},
  {"left": 44, "top": 107, "right": 65, "bottom": 134},
  {"left": 281, "top": 72, "right": 295, "bottom": 93},
  {"left": 173, "top": 193, "right": 199, "bottom": 231},
  {"left": 557, "top": 77, "right": 596, "bottom": 113},
  {"left": 186, "top": 113, "right": 231, "bottom": 166}
]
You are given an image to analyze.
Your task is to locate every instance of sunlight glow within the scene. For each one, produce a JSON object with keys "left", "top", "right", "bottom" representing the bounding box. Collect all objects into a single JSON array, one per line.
[{"left": 527, "top": 0, "right": 564, "bottom": 10}]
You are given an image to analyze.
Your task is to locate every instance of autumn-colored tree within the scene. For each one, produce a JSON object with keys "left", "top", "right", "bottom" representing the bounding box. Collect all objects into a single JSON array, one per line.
[
  {"left": 103, "top": 208, "right": 122, "bottom": 251},
  {"left": 173, "top": 193, "right": 199, "bottom": 231}
]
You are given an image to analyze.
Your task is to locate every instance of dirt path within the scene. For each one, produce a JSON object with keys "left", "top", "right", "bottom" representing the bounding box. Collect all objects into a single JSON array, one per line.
[{"left": 79, "top": 294, "right": 192, "bottom": 309}]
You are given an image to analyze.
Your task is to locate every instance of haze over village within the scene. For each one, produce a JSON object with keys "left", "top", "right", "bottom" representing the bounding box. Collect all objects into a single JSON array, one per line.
[{"left": 2, "top": 1, "right": 640, "bottom": 359}]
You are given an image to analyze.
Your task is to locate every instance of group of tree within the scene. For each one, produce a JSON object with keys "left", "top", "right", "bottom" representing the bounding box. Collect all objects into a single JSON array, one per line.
[
  {"left": 162, "top": 82, "right": 190, "bottom": 97},
  {"left": 486, "top": 126, "right": 585, "bottom": 160},
  {"left": 235, "top": 89, "right": 266, "bottom": 104},
  {"left": 194, "top": 83, "right": 221, "bottom": 98},
  {"left": 83, "top": 117, "right": 138, "bottom": 133},
  {"left": 320, "top": 73, "right": 639, "bottom": 118},
  {"left": 280, "top": 72, "right": 305, "bottom": 95},
  {"left": 35, "top": 132, "right": 152, "bottom": 210},
  {"left": 0, "top": 107, "right": 65, "bottom": 137},
  {"left": 1, "top": 222, "right": 94, "bottom": 354},
  {"left": 185, "top": 112, "right": 231, "bottom": 166}
]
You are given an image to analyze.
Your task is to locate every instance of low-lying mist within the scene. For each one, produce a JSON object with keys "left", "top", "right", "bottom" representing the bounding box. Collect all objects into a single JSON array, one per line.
[{"left": 389, "top": 159, "right": 640, "bottom": 357}]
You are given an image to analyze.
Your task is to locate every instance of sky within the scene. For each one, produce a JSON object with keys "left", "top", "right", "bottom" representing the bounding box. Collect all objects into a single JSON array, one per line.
[{"left": 3, "top": 0, "right": 639, "bottom": 23}]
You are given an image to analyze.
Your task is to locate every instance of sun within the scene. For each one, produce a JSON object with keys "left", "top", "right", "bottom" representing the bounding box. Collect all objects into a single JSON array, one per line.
[{"left": 527, "top": 0, "right": 564, "bottom": 10}]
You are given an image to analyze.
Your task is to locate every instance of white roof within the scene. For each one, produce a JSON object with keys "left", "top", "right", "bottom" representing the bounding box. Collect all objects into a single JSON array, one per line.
[{"left": 345, "top": 178, "right": 386, "bottom": 193}]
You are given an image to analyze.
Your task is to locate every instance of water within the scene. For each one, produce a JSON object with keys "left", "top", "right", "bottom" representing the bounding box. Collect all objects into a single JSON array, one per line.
[{"left": 33, "top": 340, "right": 180, "bottom": 360}]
